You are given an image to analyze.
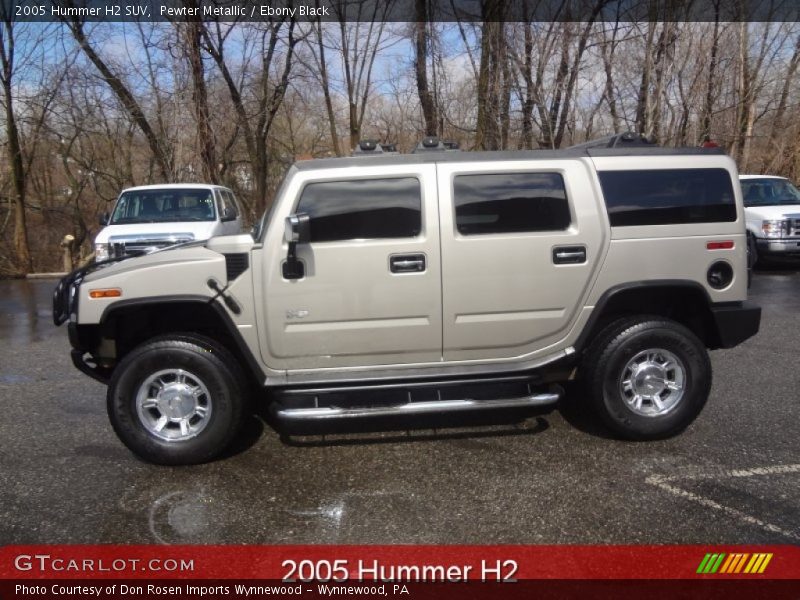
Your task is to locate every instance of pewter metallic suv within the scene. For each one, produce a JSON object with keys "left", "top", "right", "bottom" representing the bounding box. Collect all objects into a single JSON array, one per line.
[{"left": 54, "top": 134, "right": 761, "bottom": 464}]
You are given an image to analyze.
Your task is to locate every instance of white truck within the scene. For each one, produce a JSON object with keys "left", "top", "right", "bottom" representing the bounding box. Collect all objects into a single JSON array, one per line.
[
  {"left": 95, "top": 184, "right": 244, "bottom": 261},
  {"left": 739, "top": 175, "right": 800, "bottom": 264}
]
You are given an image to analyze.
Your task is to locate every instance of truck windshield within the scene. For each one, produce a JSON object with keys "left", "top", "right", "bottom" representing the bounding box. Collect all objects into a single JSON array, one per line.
[
  {"left": 741, "top": 178, "right": 800, "bottom": 207},
  {"left": 110, "top": 189, "right": 217, "bottom": 224}
]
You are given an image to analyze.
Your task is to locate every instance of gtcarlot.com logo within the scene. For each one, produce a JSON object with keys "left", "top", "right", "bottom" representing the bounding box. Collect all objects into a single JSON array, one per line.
[{"left": 696, "top": 552, "right": 773, "bottom": 575}]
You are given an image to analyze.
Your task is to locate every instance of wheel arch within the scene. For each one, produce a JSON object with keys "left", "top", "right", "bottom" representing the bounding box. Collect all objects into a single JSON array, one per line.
[
  {"left": 575, "top": 281, "right": 723, "bottom": 353},
  {"left": 97, "top": 296, "right": 265, "bottom": 385}
]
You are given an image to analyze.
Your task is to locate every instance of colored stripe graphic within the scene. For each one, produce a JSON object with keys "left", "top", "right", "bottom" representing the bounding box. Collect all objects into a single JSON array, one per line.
[
  {"left": 719, "top": 554, "right": 735, "bottom": 573},
  {"left": 697, "top": 553, "right": 727, "bottom": 574},
  {"left": 696, "top": 554, "right": 712, "bottom": 574},
  {"left": 757, "top": 553, "right": 773, "bottom": 574},
  {"left": 705, "top": 552, "right": 773, "bottom": 575}
]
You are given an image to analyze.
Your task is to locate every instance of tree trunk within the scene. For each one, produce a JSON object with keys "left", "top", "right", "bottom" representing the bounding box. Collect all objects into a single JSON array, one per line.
[
  {"left": 700, "top": 5, "right": 721, "bottom": 141},
  {"left": 0, "top": 17, "right": 31, "bottom": 274},
  {"left": 601, "top": 26, "right": 621, "bottom": 134},
  {"left": 183, "top": 16, "right": 217, "bottom": 183},
  {"left": 414, "top": 0, "right": 437, "bottom": 137},
  {"left": 475, "top": 0, "right": 504, "bottom": 150},
  {"left": 315, "top": 18, "right": 341, "bottom": 156},
  {"left": 635, "top": 23, "right": 657, "bottom": 135},
  {"left": 519, "top": 22, "right": 535, "bottom": 149}
]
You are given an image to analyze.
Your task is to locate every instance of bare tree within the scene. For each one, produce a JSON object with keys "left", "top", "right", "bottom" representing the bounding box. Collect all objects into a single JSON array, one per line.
[
  {"left": 64, "top": 17, "right": 175, "bottom": 181},
  {"left": 0, "top": 8, "right": 31, "bottom": 273},
  {"left": 414, "top": 0, "right": 437, "bottom": 137},
  {"left": 178, "top": 4, "right": 218, "bottom": 183},
  {"left": 201, "top": 20, "right": 298, "bottom": 215}
]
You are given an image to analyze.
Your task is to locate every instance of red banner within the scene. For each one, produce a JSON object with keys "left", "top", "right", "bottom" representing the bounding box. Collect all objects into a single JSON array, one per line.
[{"left": 1, "top": 544, "right": 798, "bottom": 580}]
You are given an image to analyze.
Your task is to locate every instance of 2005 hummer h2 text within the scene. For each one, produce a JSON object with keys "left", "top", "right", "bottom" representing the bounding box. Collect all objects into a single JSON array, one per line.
[{"left": 53, "top": 134, "right": 761, "bottom": 465}]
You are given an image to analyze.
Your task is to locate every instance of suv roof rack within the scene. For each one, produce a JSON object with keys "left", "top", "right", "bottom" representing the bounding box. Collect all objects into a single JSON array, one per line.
[
  {"left": 412, "top": 136, "right": 461, "bottom": 153},
  {"left": 568, "top": 131, "right": 656, "bottom": 150},
  {"left": 352, "top": 140, "right": 399, "bottom": 156}
]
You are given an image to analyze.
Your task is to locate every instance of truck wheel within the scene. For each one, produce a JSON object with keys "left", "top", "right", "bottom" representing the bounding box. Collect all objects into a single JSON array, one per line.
[
  {"left": 107, "top": 334, "right": 247, "bottom": 465},
  {"left": 747, "top": 233, "right": 759, "bottom": 268},
  {"left": 582, "top": 317, "right": 711, "bottom": 440}
]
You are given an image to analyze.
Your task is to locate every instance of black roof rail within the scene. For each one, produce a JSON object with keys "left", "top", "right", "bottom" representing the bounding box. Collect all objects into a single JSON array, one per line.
[
  {"left": 412, "top": 136, "right": 461, "bottom": 153},
  {"left": 352, "top": 139, "right": 399, "bottom": 156},
  {"left": 568, "top": 131, "right": 656, "bottom": 150}
]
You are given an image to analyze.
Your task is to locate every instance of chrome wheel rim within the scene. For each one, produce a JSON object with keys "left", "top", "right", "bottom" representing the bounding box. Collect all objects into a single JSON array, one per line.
[
  {"left": 136, "top": 369, "right": 212, "bottom": 442},
  {"left": 618, "top": 348, "right": 686, "bottom": 417}
]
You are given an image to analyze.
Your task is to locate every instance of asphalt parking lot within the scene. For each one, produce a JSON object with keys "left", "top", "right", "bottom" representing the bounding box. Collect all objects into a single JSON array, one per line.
[{"left": 0, "top": 265, "right": 798, "bottom": 545}]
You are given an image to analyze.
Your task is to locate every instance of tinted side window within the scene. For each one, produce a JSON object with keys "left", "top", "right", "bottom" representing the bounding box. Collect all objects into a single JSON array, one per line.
[
  {"left": 453, "top": 172, "right": 570, "bottom": 235},
  {"left": 297, "top": 178, "right": 421, "bottom": 242},
  {"left": 598, "top": 169, "right": 736, "bottom": 226}
]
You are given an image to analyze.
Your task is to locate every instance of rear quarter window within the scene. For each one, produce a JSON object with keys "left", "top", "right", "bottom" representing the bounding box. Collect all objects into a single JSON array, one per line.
[{"left": 598, "top": 168, "right": 736, "bottom": 226}]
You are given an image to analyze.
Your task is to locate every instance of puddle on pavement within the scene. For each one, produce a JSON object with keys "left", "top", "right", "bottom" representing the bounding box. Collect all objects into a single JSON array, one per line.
[{"left": 0, "top": 278, "right": 60, "bottom": 344}]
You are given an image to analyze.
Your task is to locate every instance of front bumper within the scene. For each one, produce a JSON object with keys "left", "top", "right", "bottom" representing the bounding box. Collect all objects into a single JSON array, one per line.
[
  {"left": 756, "top": 238, "right": 800, "bottom": 254},
  {"left": 711, "top": 301, "right": 761, "bottom": 348}
]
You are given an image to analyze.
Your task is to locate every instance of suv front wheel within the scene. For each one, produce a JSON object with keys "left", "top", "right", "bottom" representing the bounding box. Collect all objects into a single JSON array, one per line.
[
  {"left": 107, "top": 334, "right": 247, "bottom": 465},
  {"left": 582, "top": 316, "right": 712, "bottom": 440}
]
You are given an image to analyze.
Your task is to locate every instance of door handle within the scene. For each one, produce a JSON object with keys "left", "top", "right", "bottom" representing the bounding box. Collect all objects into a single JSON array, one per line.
[
  {"left": 552, "top": 246, "right": 587, "bottom": 264},
  {"left": 390, "top": 253, "right": 426, "bottom": 273}
]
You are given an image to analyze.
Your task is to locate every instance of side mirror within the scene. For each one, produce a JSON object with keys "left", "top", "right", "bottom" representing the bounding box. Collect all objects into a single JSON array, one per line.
[
  {"left": 99, "top": 212, "right": 109, "bottom": 226},
  {"left": 283, "top": 213, "right": 310, "bottom": 280},
  {"left": 221, "top": 206, "right": 236, "bottom": 222},
  {"left": 284, "top": 213, "right": 311, "bottom": 244}
]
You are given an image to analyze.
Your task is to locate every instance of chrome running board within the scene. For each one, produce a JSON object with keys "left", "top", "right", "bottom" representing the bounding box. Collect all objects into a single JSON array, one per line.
[{"left": 274, "top": 392, "right": 560, "bottom": 421}]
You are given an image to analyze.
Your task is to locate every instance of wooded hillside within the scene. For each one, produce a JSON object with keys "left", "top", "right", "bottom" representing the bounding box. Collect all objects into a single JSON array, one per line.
[{"left": 2, "top": 4, "right": 799, "bottom": 274}]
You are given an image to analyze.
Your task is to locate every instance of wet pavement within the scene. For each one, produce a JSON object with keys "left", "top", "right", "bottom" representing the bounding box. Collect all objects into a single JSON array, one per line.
[{"left": 0, "top": 266, "right": 798, "bottom": 545}]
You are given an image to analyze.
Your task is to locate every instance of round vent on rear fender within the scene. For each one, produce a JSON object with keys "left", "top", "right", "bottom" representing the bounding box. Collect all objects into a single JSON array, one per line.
[{"left": 707, "top": 261, "right": 734, "bottom": 290}]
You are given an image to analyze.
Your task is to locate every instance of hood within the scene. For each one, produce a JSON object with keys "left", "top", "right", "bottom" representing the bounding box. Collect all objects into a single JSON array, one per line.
[
  {"left": 744, "top": 205, "right": 800, "bottom": 220},
  {"left": 94, "top": 221, "right": 218, "bottom": 244},
  {"left": 83, "top": 243, "right": 222, "bottom": 283},
  {"left": 83, "top": 233, "right": 255, "bottom": 283}
]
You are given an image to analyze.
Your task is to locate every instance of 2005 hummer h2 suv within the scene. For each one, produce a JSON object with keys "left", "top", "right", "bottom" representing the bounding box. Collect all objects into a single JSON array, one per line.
[{"left": 53, "top": 134, "right": 761, "bottom": 465}]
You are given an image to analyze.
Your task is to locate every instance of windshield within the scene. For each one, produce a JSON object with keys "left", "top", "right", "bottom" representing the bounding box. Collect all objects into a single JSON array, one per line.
[
  {"left": 110, "top": 188, "right": 217, "bottom": 224},
  {"left": 740, "top": 178, "right": 800, "bottom": 207}
]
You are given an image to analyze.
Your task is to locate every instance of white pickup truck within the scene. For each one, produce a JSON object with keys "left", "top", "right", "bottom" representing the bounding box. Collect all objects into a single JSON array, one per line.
[
  {"left": 95, "top": 184, "right": 244, "bottom": 261},
  {"left": 740, "top": 175, "right": 800, "bottom": 264}
]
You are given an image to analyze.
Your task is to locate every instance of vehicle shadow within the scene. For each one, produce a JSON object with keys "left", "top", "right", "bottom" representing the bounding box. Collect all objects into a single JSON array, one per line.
[
  {"left": 754, "top": 258, "right": 800, "bottom": 274},
  {"left": 554, "top": 382, "right": 617, "bottom": 440},
  {"left": 219, "top": 412, "right": 265, "bottom": 459}
]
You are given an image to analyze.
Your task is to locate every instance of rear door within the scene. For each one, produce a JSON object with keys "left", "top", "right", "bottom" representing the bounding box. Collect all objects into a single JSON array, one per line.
[
  {"left": 437, "top": 159, "right": 605, "bottom": 361},
  {"left": 260, "top": 164, "right": 442, "bottom": 371}
]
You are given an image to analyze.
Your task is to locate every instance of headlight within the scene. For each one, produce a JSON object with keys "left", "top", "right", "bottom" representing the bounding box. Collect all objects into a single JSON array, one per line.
[
  {"left": 761, "top": 219, "right": 789, "bottom": 238},
  {"left": 95, "top": 242, "right": 110, "bottom": 261}
]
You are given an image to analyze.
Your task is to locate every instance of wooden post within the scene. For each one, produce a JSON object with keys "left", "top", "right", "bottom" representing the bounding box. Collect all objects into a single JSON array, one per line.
[{"left": 60, "top": 234, "right": 75, "bottom": 272}]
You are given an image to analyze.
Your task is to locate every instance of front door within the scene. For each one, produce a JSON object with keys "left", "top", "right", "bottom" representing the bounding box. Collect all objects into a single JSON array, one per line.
[{"left": 261, "top": 164, "right": 442, "bottom": 371}]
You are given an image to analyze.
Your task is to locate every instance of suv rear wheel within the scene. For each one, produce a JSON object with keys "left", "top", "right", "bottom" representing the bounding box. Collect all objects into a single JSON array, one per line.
[
  {"left": 582, "top": 316, "right": 712, "bottom": 440},
  {"left": 107, "top": 334, "right": 247, "bottom": 465}
]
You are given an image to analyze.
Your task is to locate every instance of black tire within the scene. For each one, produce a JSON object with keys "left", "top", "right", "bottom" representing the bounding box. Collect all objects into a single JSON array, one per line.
[
  {"left": 107, "top": 334, "right": 247, "bottom": 465},
  {"left": 747, "top": 233, "right": 759, "bottom": 268},
  {"left": 581, "top": 316, "right": 711, "bottom": 440}
]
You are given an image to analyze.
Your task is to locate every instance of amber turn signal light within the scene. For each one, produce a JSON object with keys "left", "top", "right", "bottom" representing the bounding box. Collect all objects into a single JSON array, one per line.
[{"left": 89, "top": 288, "right": 122, "bottom": 299}]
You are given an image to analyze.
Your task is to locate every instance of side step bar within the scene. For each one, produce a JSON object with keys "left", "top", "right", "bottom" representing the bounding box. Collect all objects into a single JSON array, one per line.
[{"left": 274, "top": 392, "right": 560, "bottom": 422}]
